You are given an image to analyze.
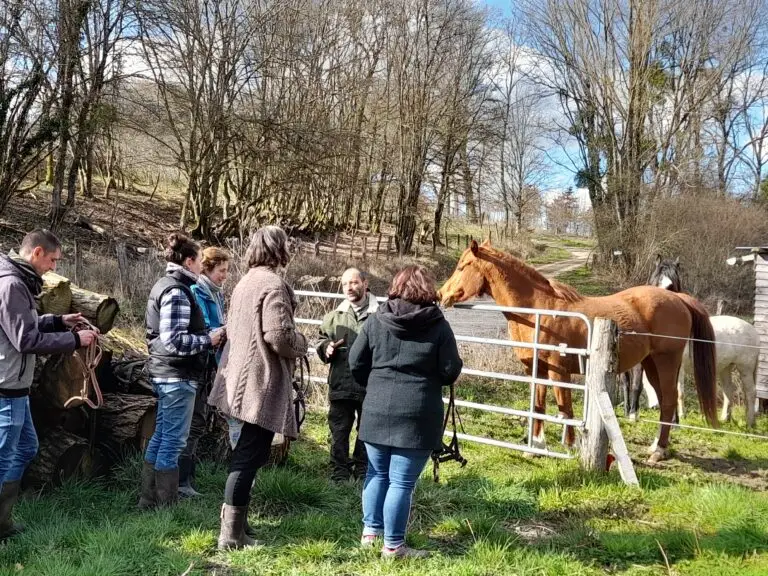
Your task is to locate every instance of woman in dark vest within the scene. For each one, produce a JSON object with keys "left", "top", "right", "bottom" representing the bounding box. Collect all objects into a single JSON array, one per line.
[
  {"left": 349, "top": 265, "right": 462, "bottom": 559},
  {"left": 138, "top": 233, "right": 226, "bottom": 509}
]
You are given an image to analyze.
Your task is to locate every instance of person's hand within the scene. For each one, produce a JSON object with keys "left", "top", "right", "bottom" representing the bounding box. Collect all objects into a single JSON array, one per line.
[
  {"left": 77, "top": 330, "right": 99, "bottom": 348},
  {"left": 62, "top": 313, "right": 85, "bottom": 328},
  {"left": 210, "top": 327, "right": 226, "bottom": 347},
  {"left": 325, "top": 338, "right": 345, "bottom": 359}
]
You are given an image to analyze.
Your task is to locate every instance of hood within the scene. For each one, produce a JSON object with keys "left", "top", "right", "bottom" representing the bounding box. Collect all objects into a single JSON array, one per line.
[
  {"left": 0, "top": 252, "right": 42, "bottom": 296},
  {"left": 377, "top": 298, "right": 444, "bottom": 338}
]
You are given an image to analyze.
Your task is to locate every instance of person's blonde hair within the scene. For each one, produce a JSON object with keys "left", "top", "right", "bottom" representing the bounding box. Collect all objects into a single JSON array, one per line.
[{"left": 201, "top": 247, "right": 230, "bottom": 273}]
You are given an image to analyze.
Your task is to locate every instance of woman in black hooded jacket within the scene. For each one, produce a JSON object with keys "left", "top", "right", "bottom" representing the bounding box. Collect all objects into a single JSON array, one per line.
[{"left": 349, "top": 265, "right": 462, "bottom": 559}]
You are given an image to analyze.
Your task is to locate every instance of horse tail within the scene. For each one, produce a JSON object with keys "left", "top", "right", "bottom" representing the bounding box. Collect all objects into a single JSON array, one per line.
[{"left": 675, "top": 293, "right": 718, "bottom": 428}]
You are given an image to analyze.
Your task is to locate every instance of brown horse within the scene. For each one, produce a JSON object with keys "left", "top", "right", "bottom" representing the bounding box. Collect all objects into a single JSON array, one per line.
[{"left": 438, "top": 240, "right": 718, "bottom": 462}]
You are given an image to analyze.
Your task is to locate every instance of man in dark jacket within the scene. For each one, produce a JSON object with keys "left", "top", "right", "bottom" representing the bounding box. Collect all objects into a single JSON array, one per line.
[
  {"left": 0, "top": 229, "right": 98, "bottom": 539},
  {"left": 316, "top": 268, "right": 379, "bottom": 482}
]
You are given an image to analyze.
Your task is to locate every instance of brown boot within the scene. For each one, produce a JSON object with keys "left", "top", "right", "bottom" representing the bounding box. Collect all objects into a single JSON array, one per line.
[
  {"left": 217, "top": 504, "right": 258, "bottom": 550},
  {"left": 137, "top": 461, "right": 156, "bottom": 510},
  {"left": 155, "top": 468, "right": 179, "bottom": 508},
  {"left": 0, "top": 481, "right": 24, "bottom": 540}
]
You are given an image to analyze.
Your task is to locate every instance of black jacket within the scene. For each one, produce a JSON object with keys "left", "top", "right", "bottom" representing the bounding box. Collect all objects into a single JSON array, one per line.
[{"left": 348, "top": 298, "right": 463, "bottom": 450}]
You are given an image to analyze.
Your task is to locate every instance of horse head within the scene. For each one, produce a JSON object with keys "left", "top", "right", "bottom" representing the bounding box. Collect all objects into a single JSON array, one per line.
[
  {"left": 649, "top": 254, "right": 682, "bottom": 292},
  {"left": 438, "top": 239, "right": 491, "bottom": 307}
]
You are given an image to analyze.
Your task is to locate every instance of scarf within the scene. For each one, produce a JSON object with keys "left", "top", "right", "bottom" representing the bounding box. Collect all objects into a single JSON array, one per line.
[
  {"left": 198, "top": 272, "right": 225, "bottom": 324},
  {"left": 166, "top": 261, "right": 198, "bottom": 284},
  {"left": 8, "top": 250, "right": 43, "bottom": 296}
]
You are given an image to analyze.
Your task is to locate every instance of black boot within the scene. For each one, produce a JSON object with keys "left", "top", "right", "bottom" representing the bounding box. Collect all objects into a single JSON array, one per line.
[
  {"left": 137, "top": 461, "right": 156, "bottom": 510},
  {"left": 178, "top": 456, "right": 201, "bottom": 498},
  {"left": 155, "top": 468, "right": 179, "bottom": 508},
  {"left": 0, "top": 481, "right": 24, "bottom": 540},
  {"left": 217, "top": 504, "right": 258, "bottom": 550}
]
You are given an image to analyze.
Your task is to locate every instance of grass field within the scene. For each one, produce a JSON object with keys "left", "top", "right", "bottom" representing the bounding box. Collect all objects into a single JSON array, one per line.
[{"left": 1, "top": 387, "right": 767, "bottom": 576}]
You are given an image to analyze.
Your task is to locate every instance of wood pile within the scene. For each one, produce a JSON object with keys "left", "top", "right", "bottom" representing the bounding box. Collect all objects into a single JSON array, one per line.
[{"left": 26, "top": 271, "right": 292, "bottom": 491}]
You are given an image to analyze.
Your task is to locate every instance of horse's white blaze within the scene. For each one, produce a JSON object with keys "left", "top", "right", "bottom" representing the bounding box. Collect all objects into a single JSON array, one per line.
[
  {"left": 678, "top": 315, "right": 759, "bottom": 427},
  {"left": 659, "top": 276, "right": 673, "bottom": 289}
]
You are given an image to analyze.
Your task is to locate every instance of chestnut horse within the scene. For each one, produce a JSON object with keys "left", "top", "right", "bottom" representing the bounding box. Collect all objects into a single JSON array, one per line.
[{"left": 438, "top": 240, "right": 718, "bottom": 462}]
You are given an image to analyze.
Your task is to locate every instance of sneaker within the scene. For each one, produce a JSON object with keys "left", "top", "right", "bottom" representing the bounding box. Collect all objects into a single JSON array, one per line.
[
  {"left": 178, "top": 484, "right": 202, "bottom": 498},
  {"left": 381, "top": 545, "right": 431, "bottom": 559},
  {"left": 360, "top": 534, "right": 380, "bottom": 547}
]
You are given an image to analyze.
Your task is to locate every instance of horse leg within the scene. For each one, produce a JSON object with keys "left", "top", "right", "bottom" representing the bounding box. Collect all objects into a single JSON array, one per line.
[
  {"left": 628, "top": 364, "right": 643, "bottom": 422},
  {"left": 677, "top": 359, "right": 686, "bottom": 421},
  {"left": 642, "top": 371, "right": 659, "bottom": 409},
  {"left": 553, "top": 383, "right": 575, "bottom": 449},
  {"left": 646, "top": 353, "right": 682, "bottom": 464},
  {"left": 621, "top": 371, "right": 631, "bottom": 416},
  {"left": 531, "top": 383, "right": 548, "bottom": 451},
  {"left": 742, "top": 365, "right": 757, "bottom": 429},
  {"left": 719, "top": 366, "right": 735, "bottom": 424}
]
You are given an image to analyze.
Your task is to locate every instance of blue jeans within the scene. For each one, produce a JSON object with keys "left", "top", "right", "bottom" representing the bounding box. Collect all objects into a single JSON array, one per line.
[
  {"left": 0, "top": 396, "right": 39, "bottom": 486},
  {"left": 362, "top": 442, "right": 431, "bottom": 549},
  {"left": 144, "top": 382, "right": 197, "bottom": 471}
]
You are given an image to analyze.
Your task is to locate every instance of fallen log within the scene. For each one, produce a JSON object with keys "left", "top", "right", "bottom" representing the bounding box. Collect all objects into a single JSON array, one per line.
[
  {"left": 23, "top": 427, "right": 91, "bottom": 489},
  {"left": 38, "top": 348, "right": 111, "bottom": 410},
  {"left": 70, "top": 285, "right": 119, "bottom": 334},
  {"left": 38, "top": 272, "right": 72, "bottom": 316},
  {"left": 95, "top": 393, "right": 156, "bottom": 462}
]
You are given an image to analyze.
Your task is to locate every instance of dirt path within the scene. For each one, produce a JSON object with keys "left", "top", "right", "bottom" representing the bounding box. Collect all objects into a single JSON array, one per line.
[{"left": 442, "top": 247, "right": 591, "bottom": 339}]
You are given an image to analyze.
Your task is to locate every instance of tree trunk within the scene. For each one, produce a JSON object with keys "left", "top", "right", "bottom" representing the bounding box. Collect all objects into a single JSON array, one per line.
[
  {"left": 23, "top": 427, "right": 91, "bottom": 489},
  {"left": 96, "top": 393, "right": 157, "bottom": 453},
  {"left": 70, "top": 286, "right": 120, "bottom": 334},
  {"left": 38, "top": 272, "right": 72, "bottom": 316}
]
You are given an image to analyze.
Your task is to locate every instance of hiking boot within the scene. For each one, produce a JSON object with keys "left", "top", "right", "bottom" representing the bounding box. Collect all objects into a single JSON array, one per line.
[
  {"left": 381, "top": 545, "right": 431, "bottom": 559},
  {"left": 217, "top": 504, "right": 259, "bottom": 550},
  {"left": 155, "top": 468, "right": 179, "bottom": 508},
  {"left": 137, "top": 461, "right": 156, "bottom": 510},
  {"left": 0, "top": 481, "right": 24, "bottom": 540}
]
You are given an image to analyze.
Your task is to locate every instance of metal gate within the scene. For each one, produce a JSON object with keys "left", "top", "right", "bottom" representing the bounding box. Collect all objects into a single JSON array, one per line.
[{"left": 294, "top": 290, "right": 592, "bottom": 460}]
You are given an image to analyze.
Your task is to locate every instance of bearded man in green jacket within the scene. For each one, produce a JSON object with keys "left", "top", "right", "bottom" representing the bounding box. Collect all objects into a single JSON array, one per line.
[{"left": 316, "top": 268, "right": 379, "bottom": 483}]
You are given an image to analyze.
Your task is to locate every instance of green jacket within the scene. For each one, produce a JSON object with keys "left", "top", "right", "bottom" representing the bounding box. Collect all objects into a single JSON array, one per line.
[{"left": 316, "top": 293, "right": 380, "bottom": 402}]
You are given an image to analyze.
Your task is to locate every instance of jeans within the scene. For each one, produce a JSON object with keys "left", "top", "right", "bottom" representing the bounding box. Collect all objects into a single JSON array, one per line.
[
  {"left": 0, "top": 396, "right": 39, "bottom": 486},
  {"left": 178, "top": 383, "right": 209, "bottom": 486},
  {"left": 328, "top": 399, "right": 367, "bottom": 481},
  {"left": 227, "top": 417, "right": 244, "bottom": 450},
  {"left": 362, "top": 442, "right": 431, "bottom": 549},
  {"left": 144, "top": 382, "right": 197, "bottom": 471}
]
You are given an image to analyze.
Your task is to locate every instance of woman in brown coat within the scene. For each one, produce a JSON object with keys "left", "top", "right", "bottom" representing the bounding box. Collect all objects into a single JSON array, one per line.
[{"left": 208, "top": 225, "right": 308, "bottom": 550}]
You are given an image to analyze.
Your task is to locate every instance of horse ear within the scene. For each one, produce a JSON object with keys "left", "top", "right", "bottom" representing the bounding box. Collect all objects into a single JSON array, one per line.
[
  {"left": 674, "top": 256, "right": 680, "bottom": 265},
  {"left": 470, "top": 239, "right": 479, "bottom": 255},
  {"left": 481, "top": 237, "right": 491, "bottom": 247},
  {"left": 655, "top": 253, "right": 662, "bottom": 265}
]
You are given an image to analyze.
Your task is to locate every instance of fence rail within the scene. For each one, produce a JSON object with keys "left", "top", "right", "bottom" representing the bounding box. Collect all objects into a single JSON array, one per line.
[{"left": 294, "top": 290, "right": 593, "bottom": 460}]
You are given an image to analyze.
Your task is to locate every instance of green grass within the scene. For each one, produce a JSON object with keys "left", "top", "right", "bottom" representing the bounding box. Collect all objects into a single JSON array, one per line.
[
  {"left": 3, "top": 388, "right": 768, "bottom": 575},
  {"left": 556, "top": 266, "right": 616, "bottom": 296},
  {"left": 527, "top": 245, "right": 572, "bottom": 265}
]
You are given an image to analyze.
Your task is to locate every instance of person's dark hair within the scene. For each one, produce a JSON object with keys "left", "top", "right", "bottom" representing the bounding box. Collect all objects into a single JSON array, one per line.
[
  {"left": 20, "top": 229, "right": 61, "bottom": 255},
  {"left": 388, "top": 265, "right": 438, "bottom": 305},
  {"left": 246, "top": 226, "right": 290, "bottom": 269},
  {"left": 165, "top": 232, "right": 200, "bottom": 265}
]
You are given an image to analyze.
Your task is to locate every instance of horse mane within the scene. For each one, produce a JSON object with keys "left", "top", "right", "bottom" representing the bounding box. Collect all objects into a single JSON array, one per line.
[{"left": 481, "top": 246, "right": 584, "bottom": 303}]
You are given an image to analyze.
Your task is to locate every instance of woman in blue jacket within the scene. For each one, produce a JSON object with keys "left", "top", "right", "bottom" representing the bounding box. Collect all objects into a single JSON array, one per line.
[{"left": 180, "top": 247, "right": 230, "bottom": 497}]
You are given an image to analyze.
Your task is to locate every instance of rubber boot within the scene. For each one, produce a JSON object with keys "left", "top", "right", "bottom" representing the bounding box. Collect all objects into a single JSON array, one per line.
[
  {"left": 0, "top": 481, "right": 24, "bottom": 540},
  {"left": 137, "top": 461, "right": 156, "bottom": 510},
  {"left": 217, "top": 504, "right": 256, "bottom": 550},
  {"left": 155, "top": 468, "right": 179, "bottom": 508},
  {"left": 178, "top": 456, "right": 201, "bottom": 498}
]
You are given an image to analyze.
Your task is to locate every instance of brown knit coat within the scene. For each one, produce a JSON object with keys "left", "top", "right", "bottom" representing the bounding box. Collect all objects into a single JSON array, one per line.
[{"left": 208, "top": 266, "right": 308, "bottom": 438}]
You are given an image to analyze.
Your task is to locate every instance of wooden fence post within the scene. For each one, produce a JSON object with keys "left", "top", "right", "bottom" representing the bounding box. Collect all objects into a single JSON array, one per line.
[
  {"left": 362, "top": 236, "right": 368, "bottom": 262},
  {"left": 376, "top": 233, "right": 382, "bottom": 257},
  {"left": 332, "top": 233, "right": 338, "bottom": 258},
  {"left": 580, "top": 317, "right": 639, "bottom": 486}
]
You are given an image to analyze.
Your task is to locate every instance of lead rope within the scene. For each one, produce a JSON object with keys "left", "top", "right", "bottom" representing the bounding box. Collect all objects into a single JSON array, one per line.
[
  {"left": 64, "top": 320, "right": 104, "bottom": 410},
  {"left": 432, "top": 381, "right": 467, "bottom": 482}
]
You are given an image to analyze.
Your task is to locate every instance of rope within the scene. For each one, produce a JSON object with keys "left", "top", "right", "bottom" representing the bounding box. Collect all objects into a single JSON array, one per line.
[
  {"left": 64, "top": 320, "right": 104, "bottom": 410},
  {"left": 619, "top": 330, "right": 763, "bottom": 350},
  {"left": 432, "top": 382, "right": 468, "bottom": 482},
  {"left": 618, "top": 415, "right": 768, "bottom": 441}
]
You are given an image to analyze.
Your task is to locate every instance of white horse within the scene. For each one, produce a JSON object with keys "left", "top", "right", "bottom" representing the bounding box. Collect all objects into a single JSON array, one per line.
[{"left": 640, "top": 258, "right": 759, "bottom": 428}]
